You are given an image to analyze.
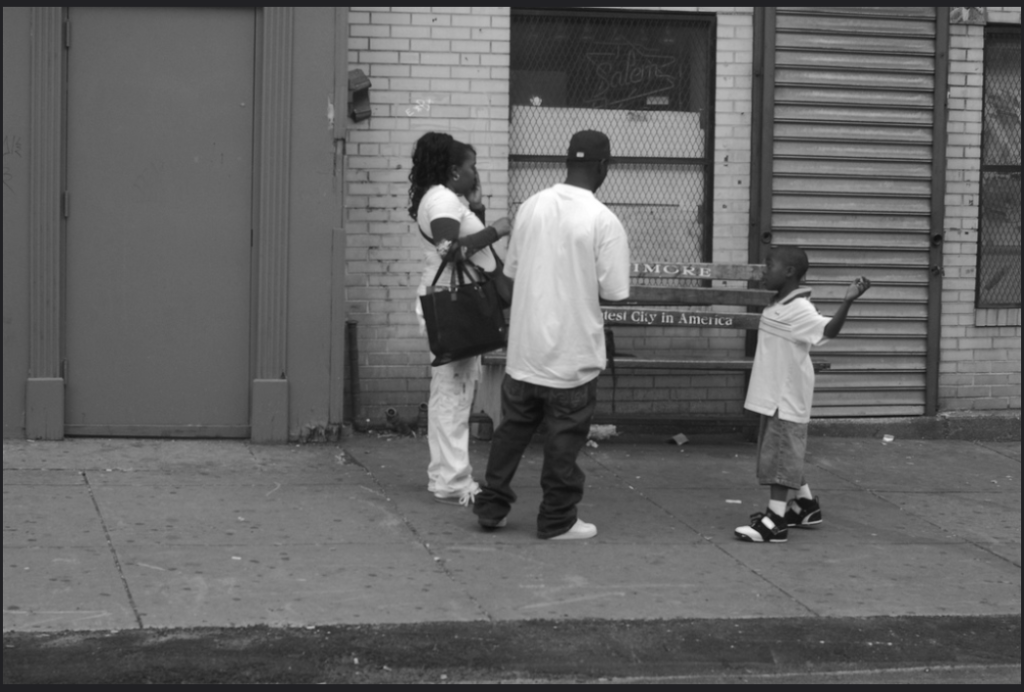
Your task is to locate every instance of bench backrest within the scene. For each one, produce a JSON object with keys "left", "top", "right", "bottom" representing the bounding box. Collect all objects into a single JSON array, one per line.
[
  {"left": 631, "top": 261, "right": 764, "bottom": 282},
  {"left": 604, "top": 261, "right": 771, "bottom": 331}
]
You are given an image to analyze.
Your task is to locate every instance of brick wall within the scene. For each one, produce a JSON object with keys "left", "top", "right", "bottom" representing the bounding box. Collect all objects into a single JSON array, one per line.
[
  {"left": 345, "top": 7, "right": 512, "bottom": 425},
  {"left": 344, "top": 7, "right": 755, "bottom": 425},
  {"left": 939, "top": 6, "right": 1022, "bottom": 412}
]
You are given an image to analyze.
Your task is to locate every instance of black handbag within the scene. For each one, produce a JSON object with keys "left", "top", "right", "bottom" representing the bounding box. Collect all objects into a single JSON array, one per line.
[{"left": 420, "top": 255, "right": 507, "bottom": 367}]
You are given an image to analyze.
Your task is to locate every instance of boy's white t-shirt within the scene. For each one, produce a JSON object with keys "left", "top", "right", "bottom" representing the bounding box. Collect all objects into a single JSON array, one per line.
[
  {"left": 745, "top": 287, "right": 832, "bottom": 425},
  {"left": 414, "top": 185, "right": 497, "bottom": 332},
  {"left": 504, "top": 183, "right": 631, "bottom": 389}
]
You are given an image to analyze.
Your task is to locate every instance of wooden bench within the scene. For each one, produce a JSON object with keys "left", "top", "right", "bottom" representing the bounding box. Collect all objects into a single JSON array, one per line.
[{"left": 473, "top": 261, "right": 830, "bottom": 428}]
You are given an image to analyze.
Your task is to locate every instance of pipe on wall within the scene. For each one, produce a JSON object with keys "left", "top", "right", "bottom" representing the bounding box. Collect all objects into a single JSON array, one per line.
[{"left": 346, "top": 320, "right": 366, "bottom": 431}]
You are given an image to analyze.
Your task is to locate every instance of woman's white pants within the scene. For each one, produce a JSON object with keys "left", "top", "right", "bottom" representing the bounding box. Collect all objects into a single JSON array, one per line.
[{"left": 427, "top": 355, "right": 481, "bottom": 497}]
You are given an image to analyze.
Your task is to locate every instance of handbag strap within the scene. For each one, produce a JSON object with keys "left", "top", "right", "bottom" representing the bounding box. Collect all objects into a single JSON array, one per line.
[
  {"left": 429, "top": 254, "right": 449, "bottom": 287},
  {"left": 420, "top": 226, "right": 497, "bottom": 288},
  {"left": 421, "top": 227, "right": 466, "bottom": 289},
  {"left": 432, "top": 254, "right": 472, "bottom": 290}
]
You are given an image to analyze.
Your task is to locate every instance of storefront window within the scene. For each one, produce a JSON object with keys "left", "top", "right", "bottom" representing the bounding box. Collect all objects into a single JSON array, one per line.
[
  {"left": 509, "top": 9, "right": 715, "bottom": 270},
  {"left": 977, "top": 26, "right": 1021, "bottom": 309}
]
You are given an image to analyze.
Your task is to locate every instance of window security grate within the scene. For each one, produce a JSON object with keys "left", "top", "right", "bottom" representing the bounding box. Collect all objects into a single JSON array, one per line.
[
  {"left": 978, "top": 27, "right": 1021, "bottom": 309},
  {"left": 509, "top": 9, "right": 716, "bottom": 282}
]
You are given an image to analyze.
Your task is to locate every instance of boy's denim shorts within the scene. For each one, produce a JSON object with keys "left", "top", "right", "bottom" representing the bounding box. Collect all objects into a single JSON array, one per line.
[{"left": 756, "top": 412, "right": 808, "bottom": 490}]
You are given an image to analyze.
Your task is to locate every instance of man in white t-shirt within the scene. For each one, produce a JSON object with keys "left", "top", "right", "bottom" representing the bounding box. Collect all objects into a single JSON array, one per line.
[{"left": 473, "top": 130, "right": 631, "bottom": 540}]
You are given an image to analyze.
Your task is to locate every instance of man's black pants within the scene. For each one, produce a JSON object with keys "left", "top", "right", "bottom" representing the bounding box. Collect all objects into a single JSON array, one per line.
[{"left": 473, "top": 375, "right": 598, "bottom": 539}]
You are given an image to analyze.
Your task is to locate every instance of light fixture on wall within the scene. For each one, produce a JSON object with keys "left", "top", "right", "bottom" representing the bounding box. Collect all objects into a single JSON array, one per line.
[{"left": 348, "top": 69, "right": 372, "bottom": 122}]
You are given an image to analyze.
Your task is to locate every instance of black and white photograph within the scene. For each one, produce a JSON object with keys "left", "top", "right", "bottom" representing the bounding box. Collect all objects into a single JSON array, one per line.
[{"left": 3, "top": 6, "right": 1020, "bottom": 684}]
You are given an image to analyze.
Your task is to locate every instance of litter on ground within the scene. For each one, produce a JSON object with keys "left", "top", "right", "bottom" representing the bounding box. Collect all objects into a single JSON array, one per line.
[{"left": 588, "top": 425, "right": 619, "bottom": 441}]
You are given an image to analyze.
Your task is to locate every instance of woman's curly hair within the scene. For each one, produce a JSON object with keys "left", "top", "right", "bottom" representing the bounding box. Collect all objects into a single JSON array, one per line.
[{"left": 408, "top": 132, "right": 475, "bottom": 221}]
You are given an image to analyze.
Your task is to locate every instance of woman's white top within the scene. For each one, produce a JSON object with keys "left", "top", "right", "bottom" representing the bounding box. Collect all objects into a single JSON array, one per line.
[{"left": 414, "top": 185, "right": 497, "bottom": 333}]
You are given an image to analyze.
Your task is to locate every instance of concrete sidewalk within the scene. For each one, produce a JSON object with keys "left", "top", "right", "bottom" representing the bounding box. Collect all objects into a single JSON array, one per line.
[{"left": 2, "top": 433, "right": 1020, "bottom": 633}]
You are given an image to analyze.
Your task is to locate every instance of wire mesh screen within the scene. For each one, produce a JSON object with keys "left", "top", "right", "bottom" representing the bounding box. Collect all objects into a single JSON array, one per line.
[
  {"left": 978, "top": 28, "right": 1021, "bottom": 309},
  {"left": 509, "top": 10, "right": 715, "bottom": 273}
]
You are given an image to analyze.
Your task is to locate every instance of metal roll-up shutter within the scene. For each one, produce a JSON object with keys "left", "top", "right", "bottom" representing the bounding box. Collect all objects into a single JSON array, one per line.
[{"left": 767, "top": 7, "right": 941, "bottom": 417}]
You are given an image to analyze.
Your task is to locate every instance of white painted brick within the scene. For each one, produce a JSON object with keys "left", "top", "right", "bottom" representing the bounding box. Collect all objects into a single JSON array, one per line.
[
  {"left": 419, "top": 53, "right": 458, "bottom": 66},
  {"left": 428, "top": 78, "right": 471, "bottom": 92},
  {"left": 370, "top": 64, "right": 411, "bottom": 78},
  {"left": 450, "top": 39, "right": 493, "bottom": 53},
  {"left": 359, "top": 51, "right": 400, "bottom": 65},
  {"left": 471, "top": 28, "right": 510, "bottom": 41},
  {"left": 452, "top": 66, "right": 491, "bottom": 80},
  {"left": 353, "top": 24, "right": 392, "bottom": 38},
  {"left": 370, "top": 12, "right": 411, "bottom": 25},
  {"left": 481, "top": 54, "right": 511, "bottom": 67},
  {"left": 451, "top": 13, "right": 493, "bottom": 28},
  {"left": 409, "top": 65, "right": 450, "bottom": 79},
  {"left": 717, "top": 38, "right": 751, "bottom": 52},
  {"left": 410, "top": 39, "right": 450, "bottom": 52},
  {"left": 391, "top": 25, "right": 432, "bottom": 39},
  {"left": 371, "top": 37, "right": 412, "bottom": 51},
  {"left": 411, "top": 13, "right": 450, "bottom": 27},
  {"left": 431, "top": 26, "right": 471, "bottom": 40}
]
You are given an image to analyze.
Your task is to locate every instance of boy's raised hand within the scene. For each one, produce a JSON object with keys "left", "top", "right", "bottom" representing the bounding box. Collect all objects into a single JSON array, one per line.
[{"left": 844, "top": 276, "right": 872, "bottom": 302}]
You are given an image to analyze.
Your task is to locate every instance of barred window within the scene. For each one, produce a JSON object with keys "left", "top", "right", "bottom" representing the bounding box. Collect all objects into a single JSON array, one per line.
[
  {"left": 509, "top": 9, "right": 716, "bottom": 270},
  {"left": 977, "top": 26, "right": 1021, "bottom": 309}
]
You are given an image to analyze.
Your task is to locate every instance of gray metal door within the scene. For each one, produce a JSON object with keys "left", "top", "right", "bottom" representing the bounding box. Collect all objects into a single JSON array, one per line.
[
  {"left": 65, "top": 7, "right": 255, "bottom": 437},
  {"left": 762, "top": 7, "right": 944, "bottom": 417}
]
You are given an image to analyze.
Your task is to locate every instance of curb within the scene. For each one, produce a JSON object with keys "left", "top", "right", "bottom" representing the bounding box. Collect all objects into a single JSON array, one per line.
[{"left": 4, "top": 615, "right": 1020, "bottom": 684}]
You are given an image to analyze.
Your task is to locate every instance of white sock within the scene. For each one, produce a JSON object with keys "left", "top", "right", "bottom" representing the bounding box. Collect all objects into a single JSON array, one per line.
[
  {"left": 797, "top": 484, "right": 813, "bottom": 501},
  {"left": 768, "top": 500, "right": 787, "bottom": 518}
]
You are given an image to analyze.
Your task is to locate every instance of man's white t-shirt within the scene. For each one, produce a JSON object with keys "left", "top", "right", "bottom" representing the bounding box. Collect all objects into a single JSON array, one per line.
[
  {"left": 744, "top": 287, "right": 832, "bottom": 425},
  {"left": 504, "top": 183, "right": 631, "bottom": 389},
  {"left": 414, "top": 185, "right": 497, "bottom": 333}
]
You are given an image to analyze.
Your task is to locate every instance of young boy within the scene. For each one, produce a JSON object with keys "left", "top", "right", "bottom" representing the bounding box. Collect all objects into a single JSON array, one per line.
[{"left": 735, "top": 246, "right": 871, "bottom": 544}]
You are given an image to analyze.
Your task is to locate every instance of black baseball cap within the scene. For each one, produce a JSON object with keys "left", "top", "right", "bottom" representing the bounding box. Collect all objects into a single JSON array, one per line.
[{"left": 567, "top": 130, "right": 613, "bottom": 163}]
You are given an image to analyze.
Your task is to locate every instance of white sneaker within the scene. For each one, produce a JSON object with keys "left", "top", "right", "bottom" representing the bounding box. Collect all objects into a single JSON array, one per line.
[
  {"left": 433, "top": 483, "right": 481, "bottom": 507},
  {"left": 547, "top": 519, "right": 597, "bottom": 540}
]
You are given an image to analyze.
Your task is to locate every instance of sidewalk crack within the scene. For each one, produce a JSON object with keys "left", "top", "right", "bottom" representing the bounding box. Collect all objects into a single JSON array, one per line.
[
  {"left": 976, "top": 442, "right": 1022, "bottom": 464},
  {"left": 81, "top": 471, "right": 144, "bottom": 629},
  {"left": 584, "top": 448, "right": 821, "bottom": 618},
  {"left": 820, "top": 466, "right": 1021, "bottom": 570},
  {"left": 342, "top": 448, "right": 497, "bottom": 624}
]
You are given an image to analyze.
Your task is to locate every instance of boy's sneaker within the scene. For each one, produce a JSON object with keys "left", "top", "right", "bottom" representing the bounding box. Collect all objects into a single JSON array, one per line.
[
  {"left": 785, "top": 496, "right": 823, "bottom": 528},
  {"left": 547, "top": 519, "right": 598, "bottom": 541},
  {"left": 734, "top": 510, "right": 788, "bottom": 543}
]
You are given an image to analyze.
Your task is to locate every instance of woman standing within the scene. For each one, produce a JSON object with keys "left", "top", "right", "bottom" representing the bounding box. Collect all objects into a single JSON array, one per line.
[{"left": 409, "top": 132, "right": 512, "bottom": 505}]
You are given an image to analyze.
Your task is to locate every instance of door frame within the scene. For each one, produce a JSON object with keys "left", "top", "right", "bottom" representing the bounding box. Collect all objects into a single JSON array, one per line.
[{"left": 25, "top": 7, "right": 311, "bottom": 440}]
